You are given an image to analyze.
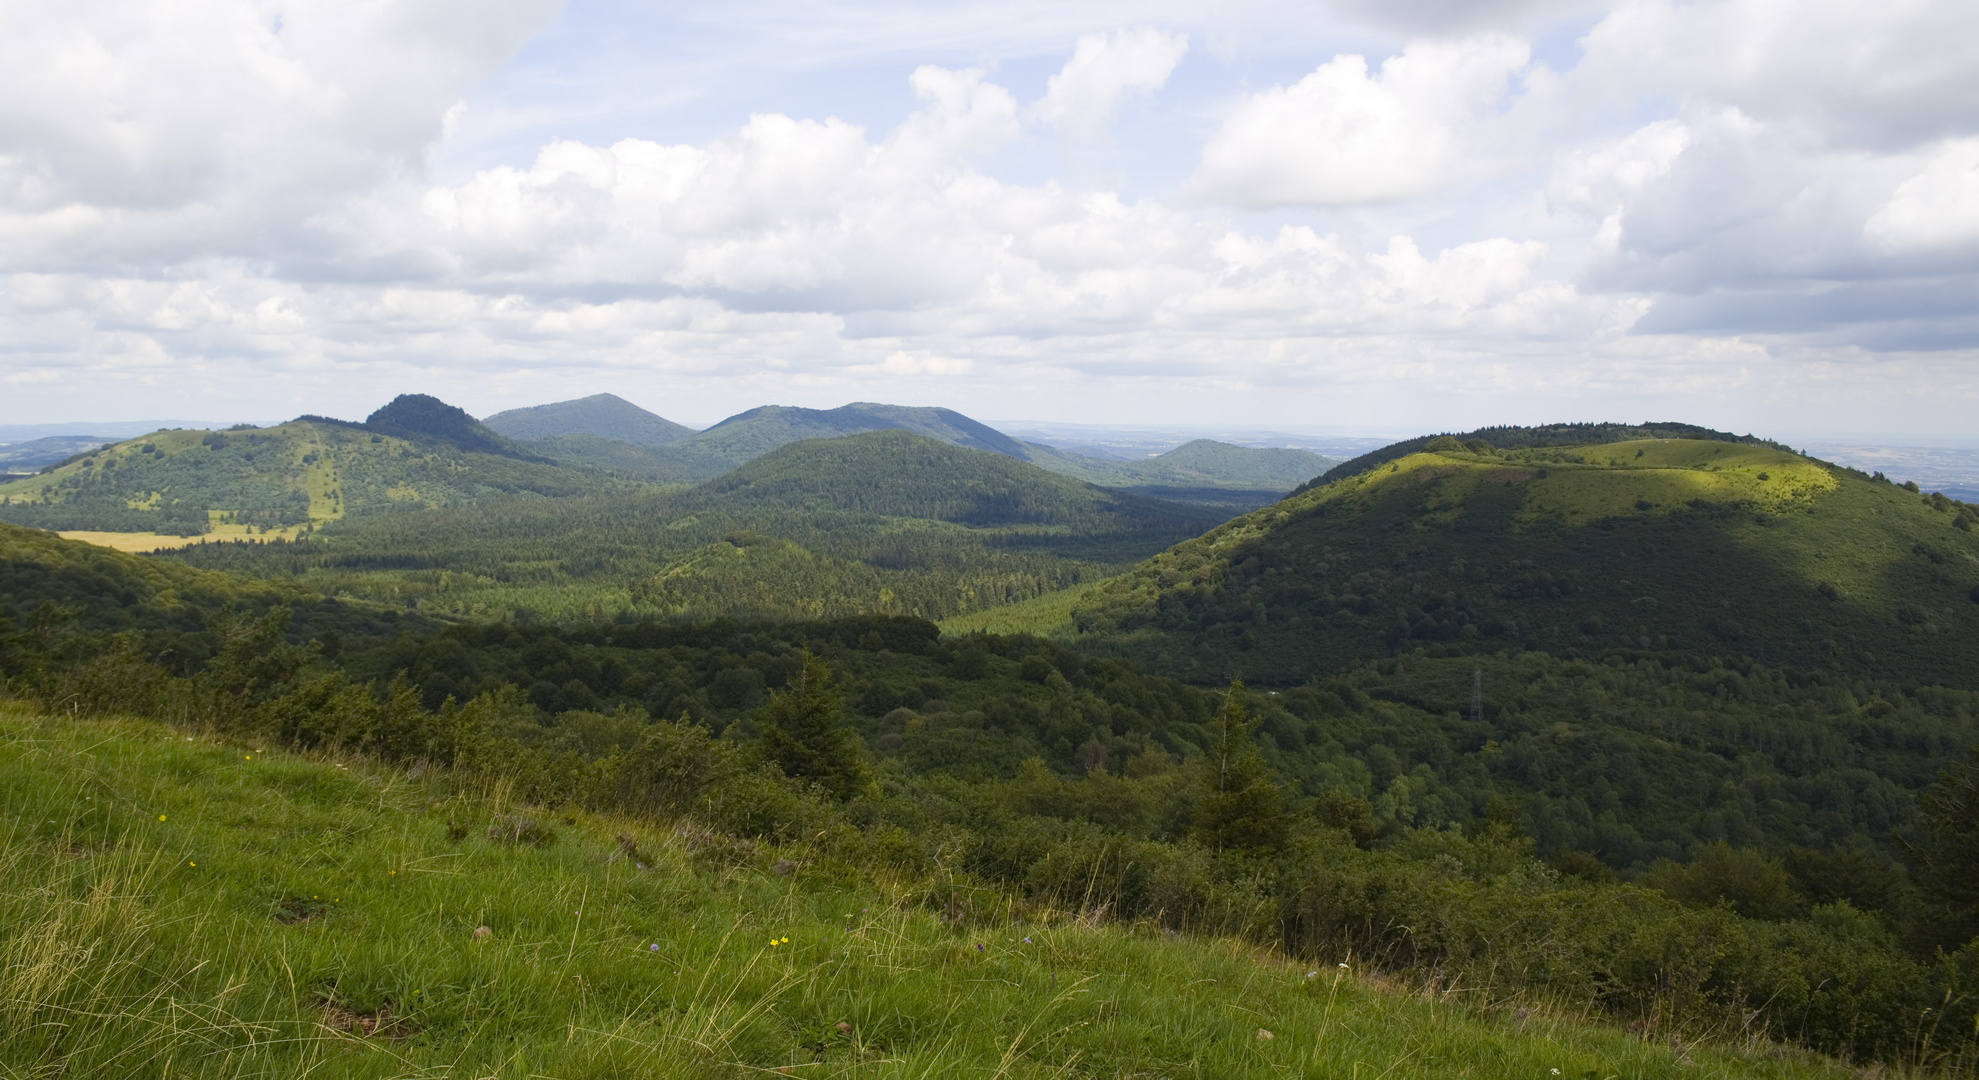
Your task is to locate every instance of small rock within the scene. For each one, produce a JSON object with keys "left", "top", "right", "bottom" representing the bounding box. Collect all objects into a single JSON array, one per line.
[
  {"left": 1256, "top": 1028, "right": 1274, "bottom": 1041},
  {"left": 471, "top": 926, "right": 492, "bottom": 941}
]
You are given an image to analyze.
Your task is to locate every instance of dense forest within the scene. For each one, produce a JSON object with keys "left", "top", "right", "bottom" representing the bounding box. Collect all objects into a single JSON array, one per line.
[
  {"left": 7, "top": 536, "right": 1979, "bottom": 1068},
  {"left": 6, "top": 416, "right": 1979, "bottom": 1071},
  {"left": 1073, "top": 436, "right": 1979, "bottom": 687},
  {"left": 161, "top": 431, "right": 1228, "bottom": 623}
]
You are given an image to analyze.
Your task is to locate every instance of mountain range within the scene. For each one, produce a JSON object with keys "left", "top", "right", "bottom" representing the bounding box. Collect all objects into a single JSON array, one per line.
[
  {"left": 486, "top": 396, "right": 1338, "bottom": 505},
  {"left": 7, "top": 407, "right": 1979, "bottom": 1076},
  {"left": 0, "top": 393, "right": 1335, "bottom": 536}
]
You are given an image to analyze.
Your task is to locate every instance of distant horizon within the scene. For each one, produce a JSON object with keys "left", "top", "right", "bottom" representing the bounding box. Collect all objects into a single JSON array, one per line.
[
  {"left": 4, "top": 395, "right": 1976, "bottom": 501},
  {"left": 5, "top": 396, "right": 1978, "bottom": 452}
]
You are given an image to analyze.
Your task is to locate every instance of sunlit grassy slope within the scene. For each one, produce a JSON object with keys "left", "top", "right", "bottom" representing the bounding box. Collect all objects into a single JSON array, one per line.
[
  {"left": 938, "top": 580, "right": 1098, "bottom": 638},
  {"left": 1071, "top": 438, "right": 1979, "bottom": 686},
  {"left": 1, "top": 704, "right": 1855, "bottom": 1079}
]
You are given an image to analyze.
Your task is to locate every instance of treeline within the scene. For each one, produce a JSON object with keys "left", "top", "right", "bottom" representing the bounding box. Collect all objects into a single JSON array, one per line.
[
  {"left": 162, "top": 486, "right": 1209, "bottom": 625},
  {"left": 6, "top": 608, "right": 1979, "bottom": 1072}
]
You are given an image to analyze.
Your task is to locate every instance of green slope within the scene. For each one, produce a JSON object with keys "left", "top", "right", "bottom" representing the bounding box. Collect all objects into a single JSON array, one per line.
[
  {"left": 1022, "top": 438, "right": 1334, "bottom": 492},
  {"left": 483, "top": 392, "right": 696, "bottom": 445},
  {"left": 0, "top": 707, "right": 1856, "bottom": 1079},
  {"left": 358, "top": 393, "right": 527, "bottom": 458},
  {"left": 643, "top": 401, "right": 1027, "bottom": 479},
  {"left": 518, "top": 432, "right": 708, "bottom": 483},
  {"left": 1294, "top": 421, "right": 1792, "bottom": 495},
  {"left": 0, "top": 403, "right": 630, "bottom": 535},
  {"left": 0, "top": 520, "right": 428, "bottom": 664},
  {"left": 686, "top": 429, "right": 1221, "bottom": 530},
  {"left": 629, "top": 403, "right": 1335, "bottom": 505},
  {"left": 159, "top": 432, "right": 1226, "bottom": 623},
  {"left": 0, "top": 435, "right": 116, "bottom": 473},
  {"left": 1071, "top": 437, "right": 1979, "bottom": 688},
  {"left": 9, "top": 528, "right": 1979, "bottom": 1071}
]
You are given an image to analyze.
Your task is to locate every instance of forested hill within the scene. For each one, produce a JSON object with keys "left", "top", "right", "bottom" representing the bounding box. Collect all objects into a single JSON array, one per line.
[
  {"left": 482, "top": 393, "right": 695, "bottom": 445},
  {"left": 1072, "top": 436, "right": 1979, "bottom": 688},
  {"left": 1022, "top": 438, "right": 1334, "bottom": 495},
  {"left": 155, "top": 431, "right": 1226, "bottom": 624},
  {"left": 491, "top": 398, "right": 1337, "bottom": 506},
  {"left": 352, "top": 393, "right": 531, "bottom": 458},
  {"left": 1295, "top": 423, "right": 1790, "bottom": 494},
  {"left": 0, "top": 411, "right": 622, "bottom": 536},
  {"left": 654, "top": 402, "right": 1026, "bottom": 475},
  {"left": 684, "top": 429, "right": 1222, "bottom": 530}
]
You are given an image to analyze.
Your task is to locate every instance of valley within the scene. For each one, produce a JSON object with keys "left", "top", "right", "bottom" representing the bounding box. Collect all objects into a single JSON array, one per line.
[{"left": 3, "top": 400, "right": 1978, "bottom": 1075}]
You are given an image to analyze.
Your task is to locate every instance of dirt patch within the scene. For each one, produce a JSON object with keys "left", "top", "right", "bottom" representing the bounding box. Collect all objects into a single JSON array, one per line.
[
  {"left": 322, "top": 1002, "right": 418, "bottom": 1041},
  {"left": 273, "top": 896, "right": 329, "bottom": 924},
  {"left": 488, "top": 814, "right": 554, "bottom": 845}
]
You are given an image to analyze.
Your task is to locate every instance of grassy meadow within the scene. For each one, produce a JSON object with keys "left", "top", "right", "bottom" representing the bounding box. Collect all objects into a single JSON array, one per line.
[{"left": 1, "top": 702, "right": 1864, "bottom": 1080}]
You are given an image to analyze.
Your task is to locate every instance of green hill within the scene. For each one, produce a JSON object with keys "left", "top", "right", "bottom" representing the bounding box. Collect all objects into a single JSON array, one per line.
[
  {"left": 621, "top": 403, "right": 1334, "bottom": 508},
  {"left": 518, "top": 433, "right": 708, "bottom": 484},
  {"left": 0, "top": 400, "right": 631, "bottom": 535},
  {"left": 483, "top": 392, "right": 696, "bottom": 445},
  {"left": 687, "top": 429, "right": 1219, "bottom": 531},
  {"left": 643, "top": 402, "right": 1028, "bottom": 479},
  {"left": 159, "top": 432, "right": 1225, "bottom": 623},
  {"left": 0, "top": 519, "right": 426, "bottom": 663},
  {"left": 1297, "top": 422, "right": 1789, "bottom": 495},
  {"left": 359, "top": 393, "right": 525, "bottom": 458},
  {"left": 0, "top": 435, "right": 116, "bottom": 474},
  {"left": 1071, "top": 436, "right": 1979, "bottom": 688},
  {"left": 9, "top": 525, "right": 1979, "bottom": 1073},
  {"left": 1021, "top": 439, "right": 1336, "bottom": 511},
  {"left": 0, "top": 706, "right": 1862, "bottom": 1079}
]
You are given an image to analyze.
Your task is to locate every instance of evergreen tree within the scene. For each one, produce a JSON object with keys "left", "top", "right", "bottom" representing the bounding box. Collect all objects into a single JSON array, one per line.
[
  {"left": 756, "top": 651, "right": 868, "bottom": 801},
  {"left": 1188, "top": 679, "right": 1287, "bottom": 856},
  {"left": 1912, "top": 747, "right": 1979, "bottom": 947}
]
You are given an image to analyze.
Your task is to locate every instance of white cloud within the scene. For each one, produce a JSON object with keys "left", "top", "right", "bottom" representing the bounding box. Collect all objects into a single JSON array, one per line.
[
  {"left": 1188, "top": 35, "right": 1532, "bottom": 207},
  {"left": 5, "top": 2, "right": 1979, "bottom": 435},
  {"left": 0, "top": 0, "right": 560, "bottom": 272},
  {"left": 1574, "top": 0, "right": 1979, "bottom": 150},
  {"left": 1864, "top": 138, "right": 1979, "bottom": 253},
  {"left": 1034, "top": 28, "right": 1189, "bottom": 136},
  {"left": 1547, "top": 119, "right": 1691, "bottom": 219}
]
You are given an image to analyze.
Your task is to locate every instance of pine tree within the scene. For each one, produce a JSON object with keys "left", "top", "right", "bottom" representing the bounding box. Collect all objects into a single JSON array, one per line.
[
  {"left": 757, "top": 651, "right": 868, "bottom": 801},
  {"left": 1188, "top": 679, "right": 1287, "bottom": 856}
]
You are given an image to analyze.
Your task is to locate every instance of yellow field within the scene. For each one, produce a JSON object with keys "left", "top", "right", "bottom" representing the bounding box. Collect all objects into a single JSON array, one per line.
[{"left": 58, "top": 522, "right": 309, "bottom": 553}]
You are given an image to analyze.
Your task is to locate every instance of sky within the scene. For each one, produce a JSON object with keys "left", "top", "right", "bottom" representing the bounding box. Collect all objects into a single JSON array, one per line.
[{"left": 3, "top": 0, "right": 1977, "bottom": 441}]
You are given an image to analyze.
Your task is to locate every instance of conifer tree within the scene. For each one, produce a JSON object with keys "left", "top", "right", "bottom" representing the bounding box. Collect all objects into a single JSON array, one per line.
[
  {"left": 756, "top": 650, "right": 868, "bottom": 801},
  {"left": 1188, "top": 679, "right": 1287, "bottom": 856}
]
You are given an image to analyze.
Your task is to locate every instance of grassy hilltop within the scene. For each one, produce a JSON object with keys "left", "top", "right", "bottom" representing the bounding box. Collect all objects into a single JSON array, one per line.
[
  {"left": 8, "top": 499, "right": 1979, "bottom": 1073},
  {"left": 8, "top": 419, "right": 1979, "bottom": 1075},
  {"left": 1070, "top": 436, "right": 1979, "bottom": 688},
  {"left": 0, "top": 707, "right": 1858, "bottom": 1079}
]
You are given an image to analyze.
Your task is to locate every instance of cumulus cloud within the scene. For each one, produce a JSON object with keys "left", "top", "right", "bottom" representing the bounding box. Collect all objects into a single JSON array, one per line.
[
  {"left": 1574, "top": 0, "right": 1979, "bottom": 150},
  {"left": 5, "top": 1, "right": 1979, "bottom": 433},
  {"left": 1034, "top": 28, "right": 1189, "bottom": 136},
  {"left": 362, "top": 64, "right": 1603, "bottom": 342},
  {"left": 0, "top": 0, "right": 560, "bottom": 272},
  {"left": 1188, "top": 35, "right": 1531, "bottom": 207},
  {"left": 1864, "top": 138, "right": 1979, "bottom": 254}
]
